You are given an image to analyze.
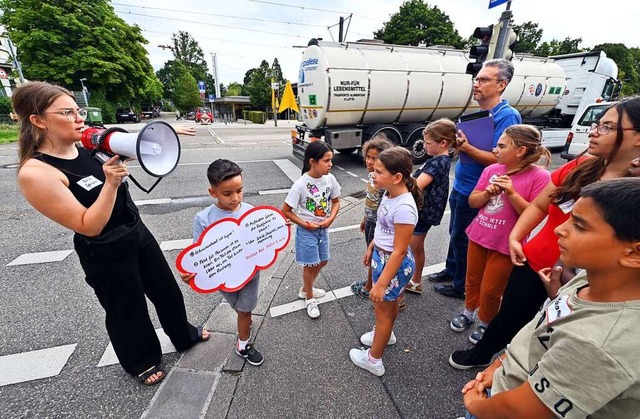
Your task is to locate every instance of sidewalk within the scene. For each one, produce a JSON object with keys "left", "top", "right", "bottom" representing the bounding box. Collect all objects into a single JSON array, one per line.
[{"left": 142, "top": 197, "right": 476, "bottom": 419}]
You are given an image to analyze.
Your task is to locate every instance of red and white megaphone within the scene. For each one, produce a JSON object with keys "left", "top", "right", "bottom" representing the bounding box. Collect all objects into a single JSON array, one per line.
[{"left": 80, "top": 121, "right": 181, "bottom": 193}]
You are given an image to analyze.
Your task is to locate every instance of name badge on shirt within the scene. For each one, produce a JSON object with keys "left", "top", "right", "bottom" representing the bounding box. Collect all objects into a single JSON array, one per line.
[
  {"left": 545, "top": 294, "right": 571, "bottom": 324},
  {"left": 77, "top": 175, "right": 103, "bottom": 191},
  {"left": 558, "top": 199, "right": 575, "bottom": 214}
]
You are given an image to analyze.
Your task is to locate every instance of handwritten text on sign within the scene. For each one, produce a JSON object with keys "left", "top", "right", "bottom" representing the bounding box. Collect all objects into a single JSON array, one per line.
[{"left": 176, "top": 206, "right": 290, "bottom": 293}]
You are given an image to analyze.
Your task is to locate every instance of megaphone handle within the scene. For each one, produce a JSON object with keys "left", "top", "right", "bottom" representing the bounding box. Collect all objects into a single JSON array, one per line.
[{"left": 127, "top": 174, "right": 163, "bottom": 194}]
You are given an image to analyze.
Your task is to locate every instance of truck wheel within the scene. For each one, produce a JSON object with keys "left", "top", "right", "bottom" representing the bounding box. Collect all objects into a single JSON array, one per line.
[
  {"left": 336, "top": 148, "right": 357, "bottom": 155},
  {"left": 411, "top": 138, "right": 429, "bottom": 164}
]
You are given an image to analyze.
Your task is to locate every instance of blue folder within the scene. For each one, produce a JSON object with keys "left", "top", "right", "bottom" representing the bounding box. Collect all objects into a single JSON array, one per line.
[{"left": 456, "top": 110, "right": 495, "bottom": 164}]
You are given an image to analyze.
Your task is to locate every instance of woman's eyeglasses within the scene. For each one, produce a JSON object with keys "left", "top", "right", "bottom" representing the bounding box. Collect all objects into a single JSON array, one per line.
[
  {"left": 46, "top": 108, "right": 88, "bottom": 121},
  {"left": 589, "top": 122, "right": 637, "bottom": 135}
]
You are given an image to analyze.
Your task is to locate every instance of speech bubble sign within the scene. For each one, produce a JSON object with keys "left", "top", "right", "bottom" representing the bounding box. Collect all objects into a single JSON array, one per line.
[{"left": 176, "top": 206, "right": 290, "bottom": 293}]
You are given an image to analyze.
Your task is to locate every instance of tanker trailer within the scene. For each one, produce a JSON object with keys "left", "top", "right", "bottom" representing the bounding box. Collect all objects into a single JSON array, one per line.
[{"left": 291, "top": 39, "right": 567, "bottom": 163}]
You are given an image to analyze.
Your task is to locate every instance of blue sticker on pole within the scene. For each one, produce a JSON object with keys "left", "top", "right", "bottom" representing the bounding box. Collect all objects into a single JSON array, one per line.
[{"left": 489, "top": 0, "right": 509, "bottom": 8}]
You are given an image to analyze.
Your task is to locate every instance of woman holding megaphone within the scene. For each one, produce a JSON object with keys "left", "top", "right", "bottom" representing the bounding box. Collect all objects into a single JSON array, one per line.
[{"left": 13, "top": 82, "right": 209, "bottom": 386}]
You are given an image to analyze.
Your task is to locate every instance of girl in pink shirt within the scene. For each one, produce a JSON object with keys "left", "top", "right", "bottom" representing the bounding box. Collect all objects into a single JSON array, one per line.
[{"left": 450, "top": 125, "right": 551, "bottom": 344}]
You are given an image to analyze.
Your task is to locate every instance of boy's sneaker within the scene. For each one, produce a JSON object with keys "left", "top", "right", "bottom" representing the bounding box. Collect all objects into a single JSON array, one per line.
[
  {"left": 349, "top": 348, "right": 385, "bottom": 376},
  {"left": 405, "top": 280, "right": 423, "bottom": 294},
  {"left": 235, "top": 344, "right": 264, "bottom": 366},
  {"left": 350, "top": 280, "right": 370, "bottom": 299},
  {"left": 298, "top": 287, "right": 326, "bottom": 299},
  {"left": 360, "top": 329, "right": 397, "bottom": 347},
  {"left": 306, "top": 298, "right": 320, "bottom": 319},
  {"left": 450, "top": 313, "right": 474, "bottom": 332},
  {"left": 448, "top": 348, "right": 492, "bottom": 370},
  {"left": 468, "top": 325, "right": 486, "bottom": 345}
]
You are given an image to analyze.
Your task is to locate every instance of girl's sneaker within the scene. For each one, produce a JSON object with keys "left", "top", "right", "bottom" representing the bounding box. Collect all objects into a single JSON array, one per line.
[
  {"left": 450, "top": 313, "right": 474, "bottom": 332},
  {"left": 468, "top": 325, "right": 486, "bottom": 345},
  {"left": 349, "top": 348, "right": 385, "bottom": 376},
  {"left": 306, "top": 298, "right": 320, "bottom": 319},
  {"left": 298, "top": 287, "right": 326, "bottom": 299},
  {"left": 360, "top": 329, "right": 397, "bottom": 347},
  {"left": 350, "top": 280, "right": 370, "bottom": 299},
  {"left": 405, "top": 280, "right": 423, "bottom": 294}
]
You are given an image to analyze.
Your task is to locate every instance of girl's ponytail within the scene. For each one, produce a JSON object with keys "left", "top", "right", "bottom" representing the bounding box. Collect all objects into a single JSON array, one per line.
[{"left": 406, "top": 176, "right": 424, "bottom": 210}]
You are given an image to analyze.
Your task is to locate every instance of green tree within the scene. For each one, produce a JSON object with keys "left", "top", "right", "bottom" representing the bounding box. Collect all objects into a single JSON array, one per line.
[
  {"left": 0, "top": 0, "right": 159, "bottom": 104},
  {"left": 374, "top": 0, "right": 465, "bottom": 48},
  {"left": 226, "top": 82, "right": 243, "bottom": 96},
  {"left": 172, "top": 70, "right": 201, "bottom": 112},
  {"left": 167, "top": 31, "right": 215, "bottom": 97},
  {"left": 271, "top": 58, "right": 286, "bottom": 87},
  {"left": 535, "top": 37, "right": 583, "bottom": 56},
  {"left": 245, "top": 60, "right": 271, "bottom": 110},
  {"left": 594, "top": 43, "right": 639, "bottom": 96},
  {"left": 512, "top": 21, "right": 543, "bottom": 54}
]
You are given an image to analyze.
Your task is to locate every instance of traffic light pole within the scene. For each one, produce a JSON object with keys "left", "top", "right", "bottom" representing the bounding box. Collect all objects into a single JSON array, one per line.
[{"left": 493, "top": 1, "right": 513, "bottom": 59}]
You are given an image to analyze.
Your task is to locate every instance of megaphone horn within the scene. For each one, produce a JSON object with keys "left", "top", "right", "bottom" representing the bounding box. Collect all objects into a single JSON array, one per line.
[{"left": 80, "top": 121, "right": 181, "bottom": 193}]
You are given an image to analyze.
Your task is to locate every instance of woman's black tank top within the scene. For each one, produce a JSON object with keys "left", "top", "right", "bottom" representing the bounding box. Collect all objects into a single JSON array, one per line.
[{"left": 33, "top": 147, "right": 139, "bottom": 235}]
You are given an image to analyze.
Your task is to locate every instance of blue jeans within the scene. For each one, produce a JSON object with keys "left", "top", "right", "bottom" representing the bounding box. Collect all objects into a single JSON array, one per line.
[{"left": 444, "top": 189, "right": 479, "bottom": 292}]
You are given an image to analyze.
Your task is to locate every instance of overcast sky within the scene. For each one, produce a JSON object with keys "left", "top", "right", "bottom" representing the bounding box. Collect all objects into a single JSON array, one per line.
[{"left": 113, "top": 0, "right": 640, "bottom": 87}]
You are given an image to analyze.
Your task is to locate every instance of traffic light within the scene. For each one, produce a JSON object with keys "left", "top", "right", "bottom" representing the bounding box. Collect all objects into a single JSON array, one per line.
[
  {"left": 466, "top": 25, "right": 499, "bottom": 75},
  {"left": 503, "top": 26, "right": 517, "bottom": 60}
]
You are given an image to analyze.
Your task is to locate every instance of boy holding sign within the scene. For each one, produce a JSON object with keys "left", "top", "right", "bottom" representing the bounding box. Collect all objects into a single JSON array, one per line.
[{"left": 181, "top": 159, "right": 264, "bottom": 366}]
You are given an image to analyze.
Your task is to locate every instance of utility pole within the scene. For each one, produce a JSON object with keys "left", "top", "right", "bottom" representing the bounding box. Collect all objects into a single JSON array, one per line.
[
  {"left": 493, "top": 1, "right": 513, "bottom": 59},
  {"left": 210, "top": 52, "right": 221, "bottom": 99},
  {"left": 5, "top": 36, "right": 25, "bottom": 83}
]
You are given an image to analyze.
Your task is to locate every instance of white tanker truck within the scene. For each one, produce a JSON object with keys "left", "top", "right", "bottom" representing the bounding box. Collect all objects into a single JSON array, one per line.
[{"left": 291, "top": 39, "right": 620, "bottom": 163}]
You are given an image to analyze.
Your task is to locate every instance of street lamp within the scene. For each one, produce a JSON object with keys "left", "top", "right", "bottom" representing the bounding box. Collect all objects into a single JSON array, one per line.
[{"left": 79, "top": 78, "right": 89, "bottom": 107}]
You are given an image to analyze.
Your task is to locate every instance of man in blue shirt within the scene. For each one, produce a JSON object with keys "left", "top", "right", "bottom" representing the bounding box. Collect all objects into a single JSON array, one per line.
[{"left": 430, "top": 59, "right": 522, "bottom": 299}]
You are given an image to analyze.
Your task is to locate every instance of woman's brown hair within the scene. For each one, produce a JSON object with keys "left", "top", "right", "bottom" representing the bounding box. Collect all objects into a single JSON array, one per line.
[
  {"left": 502, "top": 124, "right": 551, "bottom": 175},
  {"left": 12, "top": 82, "right": 74, "bottom": 168}
]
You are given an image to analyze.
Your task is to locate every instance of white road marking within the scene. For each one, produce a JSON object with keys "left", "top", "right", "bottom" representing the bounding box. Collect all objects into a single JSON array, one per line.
[
  {"left": 334, "top": 165, "right": 345, "bottom": 170},
  {"left": 328, "top": 224, "right": 360, "bottom": 233},
  {"left": 97, "top": 328, "right": 176, "bottom": 367},
  {"left": 134, "top": 198, "right": 172, "bottom": 206},
  {"left": 270, "top": 290, "right": 338, "bottom": 318},
  {"left": 269, "top": 262, "right": 446, "bottom": 318},
  {"left": 160, "top": 239, "right": 193, "bottom": 251},
  {"left": 274, "top": 159, "right": 301, "bottom": 183},
  {"left": 346, "top": 171, "right": 359, "bottom": 177},
  {"left": 6, "top": 250, "right": 74, "bottom": 266},
  {"left": 258, "top": 188, "right": 291, "bottom": 195},
  {"left": 361, "top": 178, "right": 368, "bottom": 183},
  {"left": 0, "top": 344, "right": 77, "bottom": 386}
]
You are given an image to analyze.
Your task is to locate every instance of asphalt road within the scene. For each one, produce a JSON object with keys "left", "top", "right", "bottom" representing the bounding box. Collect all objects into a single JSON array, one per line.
[{"left": 0, "top": 119, "right": 568, "bottom": 418}]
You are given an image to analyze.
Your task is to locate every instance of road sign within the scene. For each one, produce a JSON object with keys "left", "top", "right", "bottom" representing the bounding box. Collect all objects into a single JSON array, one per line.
[
  {"left": 198, "top": 80, "right": 206, "bottom": 93},
  {"left": 489, "top": 0, "right": 509, "bottom": 8},
  {"left": 200, "top": 92, "right": 205, "bottom": 99}
]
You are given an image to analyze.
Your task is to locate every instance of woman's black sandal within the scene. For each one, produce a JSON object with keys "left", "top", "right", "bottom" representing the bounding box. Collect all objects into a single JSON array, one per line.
[{"left": 138, "top": 366, "right": 166, "bottom": 386}]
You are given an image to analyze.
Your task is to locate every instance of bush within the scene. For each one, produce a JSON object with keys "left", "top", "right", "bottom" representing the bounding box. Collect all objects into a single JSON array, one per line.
[
  {"left": 0, "top": 96, "right": 13, "bottom": 114},
  {"left": 243, "top": 110, "right": 266, "bottom": 124},
  {"left": 88, "top": 90, "right": 116, "bottom": 124}
]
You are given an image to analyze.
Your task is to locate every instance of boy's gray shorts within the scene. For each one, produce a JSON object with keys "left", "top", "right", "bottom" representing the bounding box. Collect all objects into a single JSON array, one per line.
[{"left": 220, "top": 272, "right": 260, "bottom": 313}]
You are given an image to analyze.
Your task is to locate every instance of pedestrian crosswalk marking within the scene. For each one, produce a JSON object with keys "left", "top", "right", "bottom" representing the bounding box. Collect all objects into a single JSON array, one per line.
[
  {"left": 0, "top": 344, "right": 77, "bottom": 387},
  {"left": 6, "top": 250, "right": 74, "bottom": 266},
  {"left": 160, "top": 239, "right": 193, "bottom": 251},
  {"left": 97, "top": 328, "right": 176, "bottom": 367},
  {"left": 268, "top": 262, "right": 447, "bottom": 318}
]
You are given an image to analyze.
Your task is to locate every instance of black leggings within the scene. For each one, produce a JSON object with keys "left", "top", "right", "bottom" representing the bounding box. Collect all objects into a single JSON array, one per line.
[
  {"left": 75, "top": 222, "right": 197, "bottom": 376},
  {"left": 474, "top": 263, "right": 549, "bottom": 359}
]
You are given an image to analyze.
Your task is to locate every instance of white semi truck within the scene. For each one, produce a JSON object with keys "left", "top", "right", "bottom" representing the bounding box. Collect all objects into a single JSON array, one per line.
[{"left": 291, "top": 40, "right": 620, "bottom": 162}]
